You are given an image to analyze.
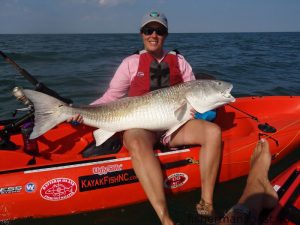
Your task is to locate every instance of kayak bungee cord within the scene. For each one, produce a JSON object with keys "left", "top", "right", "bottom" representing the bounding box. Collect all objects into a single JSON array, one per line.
[
  {"left": 227, "top": 103, "right": 277, "bottom": 133},
  {"left": 222, "top": 119, "right": 300, "bottom": 163}
]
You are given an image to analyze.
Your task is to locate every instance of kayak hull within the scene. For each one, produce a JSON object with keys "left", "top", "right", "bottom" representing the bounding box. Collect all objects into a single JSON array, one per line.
[
  {"left": 0, "top": 96, "right": 300, "bottom": 221},
  {"left": 267, "top": 160, "right": 300, "bottom": 225}
]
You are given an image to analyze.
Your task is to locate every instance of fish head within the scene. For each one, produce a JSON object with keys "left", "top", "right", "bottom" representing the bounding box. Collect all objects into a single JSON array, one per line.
[{"left": 185, "top": 80, "right": 235, "bottom": 113}]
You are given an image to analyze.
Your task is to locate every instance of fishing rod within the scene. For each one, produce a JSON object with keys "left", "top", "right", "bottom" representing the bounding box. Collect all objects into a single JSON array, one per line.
[
  {"left": 227, "top": 104, "right": 259, "bottom": 122},
  {"left": 0, "top": 51, "right": 73, "bottom": 150},
  {"left": 195, "top": 72, "right": 277, "bottom": 133},
  {"left": 0, "top": 51, "right": 72, "bottom": 104},
  {"left": 227, "top": 103, "right": 277, "bottom": 134}
]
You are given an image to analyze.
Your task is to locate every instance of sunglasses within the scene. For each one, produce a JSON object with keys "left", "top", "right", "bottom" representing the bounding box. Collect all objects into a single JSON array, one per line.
[{"left": 140, "top": 27, "right": 168, "bottom": 36}]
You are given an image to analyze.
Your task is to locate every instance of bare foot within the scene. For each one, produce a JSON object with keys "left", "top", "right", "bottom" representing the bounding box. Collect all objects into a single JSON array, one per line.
[
  {"left": 249, "top": 139, "right": 278, "bottom": 208},
  {"left": 238, "top": 139, "right": 278, "bottom": 213},
  {"left": 196, "top": 198, "right": 216, "bottom": 216},
  {"left": 250, "top": 139, "right": 271, "bottom": 173}
]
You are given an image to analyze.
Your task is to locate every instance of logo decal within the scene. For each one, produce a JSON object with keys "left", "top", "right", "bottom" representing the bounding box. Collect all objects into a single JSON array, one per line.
[
  {"left": 0, "top": 186, "right": 22, "bottom": 194},
  {"left": 40, "top": 178, "right": 77, "bottom": 201},
  {"left": 150, "top": 12, "right": 160, "bottom": 17},
  {"left": 79, "top": 169, "right": 138, "bottom": 192},
  {"left": 25, "top": 183, "right": 36, "bottom": 193},
  {"left": 92, "top": 164, "right": 123, "bottom": 175},
  {"left": 164, "top": 173, "right": 188, "bottom": 189}
]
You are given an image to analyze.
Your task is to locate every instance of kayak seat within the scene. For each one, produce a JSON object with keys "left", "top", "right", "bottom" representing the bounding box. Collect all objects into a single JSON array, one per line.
[
  {"left": 155, "top": 142, "right": 197, "bottom": 153},
  {"left": 81, "top": 134, "right": 193, "bottom": 158},
  {"left": 81, "top": 134, "right": 122, "bottom": 158}
]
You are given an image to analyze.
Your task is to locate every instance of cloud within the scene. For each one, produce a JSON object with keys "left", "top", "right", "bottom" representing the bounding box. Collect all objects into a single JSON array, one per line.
[
  {"left": 63, "top": 0, "right": 135, "bottom": 7},
  {"left": 98, "top": 0, "right": 135, "bottom": 7}
]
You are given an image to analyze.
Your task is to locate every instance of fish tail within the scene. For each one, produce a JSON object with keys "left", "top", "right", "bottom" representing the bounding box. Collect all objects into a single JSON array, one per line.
[{"left": 23, "top": 90, "right": 70, "bottom": 139}]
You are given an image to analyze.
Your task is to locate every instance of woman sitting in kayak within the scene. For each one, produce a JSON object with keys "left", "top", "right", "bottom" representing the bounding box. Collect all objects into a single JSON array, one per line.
[{"left": 69, "top": 11, "right": 221, "bottom": 225}]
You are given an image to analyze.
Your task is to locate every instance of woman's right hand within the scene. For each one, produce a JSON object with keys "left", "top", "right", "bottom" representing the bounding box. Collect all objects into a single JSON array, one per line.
[{"left": 66, "top": 114, "right": 84, "bottom": 124}]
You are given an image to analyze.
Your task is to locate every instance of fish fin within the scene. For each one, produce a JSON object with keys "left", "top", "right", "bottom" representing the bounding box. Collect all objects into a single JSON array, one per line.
[
  {"left": 174, "top": 102, "right": 188, "bottom": 121},
  {"left": 93, "top": 129, "right": 116, "bottom": 146},
  {"left": 23, "top": 90, "right": 69, "bottom": 139},
  {"left": 185, "top": 93, "right": 211, "bottom": 113},
  {"left": 163, "top": 119, "right": 189, "bottom": 143}
]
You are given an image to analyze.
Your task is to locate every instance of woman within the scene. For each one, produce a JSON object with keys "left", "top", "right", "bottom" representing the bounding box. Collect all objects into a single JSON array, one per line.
[{"left": 70, "top": 11, "right": 221, "bottom": 225}]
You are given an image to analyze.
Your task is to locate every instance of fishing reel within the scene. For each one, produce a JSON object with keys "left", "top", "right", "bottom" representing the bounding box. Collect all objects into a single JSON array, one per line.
[
  {"left": 0, "top": 87, "right": 34, "bottom": 150},
  {"left": 12, "top": 86, "right": 34, "bottom": 112}
]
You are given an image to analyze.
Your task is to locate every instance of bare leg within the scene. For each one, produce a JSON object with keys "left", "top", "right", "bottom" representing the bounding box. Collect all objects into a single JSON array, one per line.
[
  {"left": 217, "top": 139, "right": 278, "bottom": 225},
  {"left": 123, "top": 129, "right": 174, "bottom": 225},
  {"left": 169, "top": 119, "right": 222, "bottom": 215}
]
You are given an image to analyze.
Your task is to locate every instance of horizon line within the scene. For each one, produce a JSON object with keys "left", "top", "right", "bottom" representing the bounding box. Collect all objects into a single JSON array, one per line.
[{"left": 0, "top": 31, "right": 300, "bottom": 35}]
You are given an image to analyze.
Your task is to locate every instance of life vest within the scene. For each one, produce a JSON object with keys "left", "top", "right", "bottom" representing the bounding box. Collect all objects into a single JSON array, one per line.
[{"left": 128, "top": 50, "right": 183, "bottom": 97}]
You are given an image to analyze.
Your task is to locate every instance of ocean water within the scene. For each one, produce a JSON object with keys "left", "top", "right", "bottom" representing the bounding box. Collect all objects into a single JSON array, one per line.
[
  {"left": 1, "top": 33, "right": 300, "bottom": 118},
  {"left": 0, "top": 33, "right": 300, "bottom": 225}
]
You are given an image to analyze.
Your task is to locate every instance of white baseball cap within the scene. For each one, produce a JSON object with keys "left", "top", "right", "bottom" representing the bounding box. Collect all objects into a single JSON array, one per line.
[{"left": 140, "top": 11, "right": 168, "bottom": 29}]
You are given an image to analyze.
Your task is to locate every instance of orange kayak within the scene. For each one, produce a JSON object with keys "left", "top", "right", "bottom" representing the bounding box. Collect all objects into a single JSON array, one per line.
[
  {"left": 265, "top": 160, "right": 300, "bottom": 225},
  {"left": 0, "top": 96, "right": 299, "bottom": 221}
]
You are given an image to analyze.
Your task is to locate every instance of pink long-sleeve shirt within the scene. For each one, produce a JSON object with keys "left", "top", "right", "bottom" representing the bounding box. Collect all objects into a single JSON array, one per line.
[{"left": 91, "top": 52, "right": 195, "bottom": 105}]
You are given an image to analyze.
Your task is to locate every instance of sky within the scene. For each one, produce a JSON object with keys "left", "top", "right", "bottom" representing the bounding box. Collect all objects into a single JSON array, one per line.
[{"left": 0, "top": 0, "right": 299, "bottom": 34}]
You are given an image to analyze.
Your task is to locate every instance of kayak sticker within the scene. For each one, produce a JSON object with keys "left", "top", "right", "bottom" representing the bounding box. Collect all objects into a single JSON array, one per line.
[
  {"left": 40, "top": 178, "right": 77, "bottom": 201},
  {"left": 164, "top": 173, "right": 188, "bottom": 189},
  {"left": 92, "top": 164, "right": 123, "bottom": 175},
  {"left": 0, "top": 186, "right": 22, "bottom": 195},
  {"left": 79, "top": 169, "right": 138, "bottom": 192},
  {"left": 25, "top": 182, "right": 36, "bottom": 193}
]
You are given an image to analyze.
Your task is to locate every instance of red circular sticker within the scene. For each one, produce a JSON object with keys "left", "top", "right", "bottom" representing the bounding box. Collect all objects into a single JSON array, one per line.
[
  {"left": 164, "top": 173, "right": 188, "bottom": 189},
  {"left": 40, "top": 178, "right": 77, "bottom": 201}
]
